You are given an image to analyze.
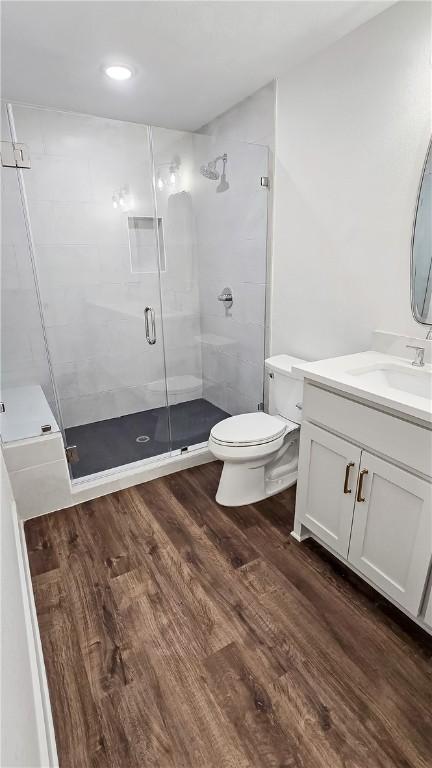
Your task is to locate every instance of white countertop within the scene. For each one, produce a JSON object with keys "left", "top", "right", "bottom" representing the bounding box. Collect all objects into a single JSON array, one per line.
[{"left": 293, "top": 351, "right": 432, "bottom": 424}]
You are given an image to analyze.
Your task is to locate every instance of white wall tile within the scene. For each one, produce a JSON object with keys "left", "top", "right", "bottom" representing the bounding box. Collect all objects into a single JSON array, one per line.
[
  {"left": 231, "top": 281, "right": 266, "bottom": 326},
  {"left": 25, "top": 154, "right": 93, "bottom": 203},
  {"left": 8, "top": 459, "right": 71, "bottom": 518},
  {"left": 1, "top": 245, "right": 20, "bottom": 290},
  {"left": 8, "top": 105, "right": 46, "bottom": 154},
  {"left": 194, "top": 87, "right": 273, "bottom": 414},
  {"left": 1, "top": 328, "right": 33, "bottom": 367},
  {"left": 35, "top": 244, "right": 100, "bottom": 288},
  {"left": 3, "top": 433, "right": 64, "bottom": 472}
]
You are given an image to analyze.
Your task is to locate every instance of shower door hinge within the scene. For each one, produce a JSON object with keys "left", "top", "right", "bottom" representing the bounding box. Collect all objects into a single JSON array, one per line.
[
  {"left": 257, "top": 402, "right": 264, "bottom": 411},
  {"left": 65, "top": 445, "right": 80, "bottom": 464},
  {"left": 260, "top": 176, "right": 269, "bottom": 189},
  {"left": 1, "top": 141, "right": 31, "bottom": 169},
  {"left": 0, "top": 402, "right": 5, "bottom": 414}
]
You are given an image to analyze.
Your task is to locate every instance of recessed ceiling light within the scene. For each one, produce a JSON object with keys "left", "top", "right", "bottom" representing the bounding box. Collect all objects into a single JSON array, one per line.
[{"left": 104, "top": 65, "right": 133, "bottom": 81}]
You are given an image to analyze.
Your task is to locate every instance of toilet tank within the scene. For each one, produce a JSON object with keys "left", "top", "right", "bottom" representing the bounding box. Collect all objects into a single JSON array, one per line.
[{"left": 265, "top": 355, "right": 306, "bottom": 424}]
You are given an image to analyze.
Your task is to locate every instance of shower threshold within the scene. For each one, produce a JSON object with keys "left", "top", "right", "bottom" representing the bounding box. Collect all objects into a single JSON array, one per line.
[{"left": 65, "top": 397, "right": 229, "bottom": 480}]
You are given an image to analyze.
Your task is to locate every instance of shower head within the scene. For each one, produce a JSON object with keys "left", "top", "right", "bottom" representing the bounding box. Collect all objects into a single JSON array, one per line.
[
  {"left": 200, "top": 161, "right": 219, "bottom": 180},
  {"left": 200, "top": 153, "right": 229, "bottom": 186}
]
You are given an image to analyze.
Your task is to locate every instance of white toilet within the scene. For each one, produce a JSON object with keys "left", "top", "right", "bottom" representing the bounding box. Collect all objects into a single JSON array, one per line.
[{"left": 208, "top": 355, "right": 306, "bottom": 506}]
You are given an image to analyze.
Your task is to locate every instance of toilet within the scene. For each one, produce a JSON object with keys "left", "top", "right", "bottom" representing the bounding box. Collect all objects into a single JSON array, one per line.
[{"left": 208, "top": 355, "right": 306, "bottom": 506}]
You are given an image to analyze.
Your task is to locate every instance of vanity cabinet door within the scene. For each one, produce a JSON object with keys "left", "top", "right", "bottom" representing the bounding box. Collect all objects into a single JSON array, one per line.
[
  {"left": 348, "top": 452, "right": 432, "bottom": 615},
  {"left": 296, "top": 423, "right": 360, "bottom": 557}
]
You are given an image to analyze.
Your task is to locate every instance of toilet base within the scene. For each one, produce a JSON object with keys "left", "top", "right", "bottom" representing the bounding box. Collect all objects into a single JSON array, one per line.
[
  {"left": 209, "top": 423, "right": 300, "bottom": 507},
  {"left": 215, "top": 461, "right": 298, "bottom": 507}
]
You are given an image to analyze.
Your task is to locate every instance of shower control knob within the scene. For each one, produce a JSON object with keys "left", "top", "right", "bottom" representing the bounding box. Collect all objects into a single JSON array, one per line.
[{"left": 217, "top": 286, "right": 233, "bottom": 308}]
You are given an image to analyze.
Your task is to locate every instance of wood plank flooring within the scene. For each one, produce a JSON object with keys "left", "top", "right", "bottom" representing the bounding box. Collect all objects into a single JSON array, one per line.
[{"left": 25, "top": 461, "right": 432, "bottom": 768}]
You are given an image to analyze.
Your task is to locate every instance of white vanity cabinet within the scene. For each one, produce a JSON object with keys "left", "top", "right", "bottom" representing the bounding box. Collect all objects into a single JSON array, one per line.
[
  {"left": 296, "top": 423, "right": 360, "bottom": 558},
  {"left": 294, "top": 382, "right": 432, "bottom": 626},
  {"left": 348, "top": 452, "right": 431, "bottom": 615}
]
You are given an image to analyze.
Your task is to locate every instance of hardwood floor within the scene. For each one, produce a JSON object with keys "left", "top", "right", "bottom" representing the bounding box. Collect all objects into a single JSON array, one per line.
[{"left": 25, "top": 461, "right": 432, "bottom": 768}]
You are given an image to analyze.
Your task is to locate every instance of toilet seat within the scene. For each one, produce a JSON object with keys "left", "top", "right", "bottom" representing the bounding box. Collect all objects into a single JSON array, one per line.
[{"left": 210, "top": 412, "right": 290, "bottom": 448}]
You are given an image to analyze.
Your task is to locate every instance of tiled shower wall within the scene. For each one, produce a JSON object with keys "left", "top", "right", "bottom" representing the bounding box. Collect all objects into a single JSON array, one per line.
[
  {"left": 154, "top": 125, "right": 270, "bottom": 417},
  {"left": 192, "top": 133, "right": 268, "bottom": 414},
  {"left": 196, "top": 81, "right": 275, "bottom": 414},
  {"left": 1, "top": 106, "right": 59, "bottom": 419}
]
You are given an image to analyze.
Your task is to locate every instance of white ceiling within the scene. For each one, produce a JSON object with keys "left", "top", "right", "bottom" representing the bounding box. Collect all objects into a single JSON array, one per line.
[{"left": 1, "top": 1, "right": 392, "bottom": 131}]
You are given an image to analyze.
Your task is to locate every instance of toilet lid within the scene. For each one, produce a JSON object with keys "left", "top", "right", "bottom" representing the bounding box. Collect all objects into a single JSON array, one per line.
[{"left": 210, "top": 412, "right": 286, "bottom": 447}]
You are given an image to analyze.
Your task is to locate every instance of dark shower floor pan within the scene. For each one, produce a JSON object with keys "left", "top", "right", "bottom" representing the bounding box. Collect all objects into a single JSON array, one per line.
[{"left": 65, "top": 398, "right": 229, "bottom": 479}]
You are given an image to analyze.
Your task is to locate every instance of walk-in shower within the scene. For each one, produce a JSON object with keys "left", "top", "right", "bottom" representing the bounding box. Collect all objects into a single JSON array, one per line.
[{"left": 1, "top": 103, "right": 268, "bottom": 481}]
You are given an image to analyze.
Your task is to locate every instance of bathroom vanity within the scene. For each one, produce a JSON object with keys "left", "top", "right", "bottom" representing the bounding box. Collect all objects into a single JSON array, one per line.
[
  {"left": 292, "top": 349, "right": 432, "bottom": 632},
  {"left": 292, "top": 133, "right": 432, "bottom": 632}
]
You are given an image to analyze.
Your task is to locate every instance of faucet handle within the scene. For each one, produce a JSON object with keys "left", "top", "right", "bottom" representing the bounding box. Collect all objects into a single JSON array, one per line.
[{"left": 406, "top": 345, "right": 425, "bottom": 367}]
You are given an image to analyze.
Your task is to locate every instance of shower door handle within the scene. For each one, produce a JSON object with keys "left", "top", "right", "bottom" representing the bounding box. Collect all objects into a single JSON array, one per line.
[{"left": 144, "top": 307, "right": 157, "bottom": 345}]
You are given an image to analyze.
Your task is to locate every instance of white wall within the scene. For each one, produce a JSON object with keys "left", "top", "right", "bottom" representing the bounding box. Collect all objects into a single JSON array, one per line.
[
  {"left": 199, "top": 81, "right": 275, "bottom": 151},
  {"left": 196, "top": 82, "right": 275, "bottom": 413},
  {"left": 272, "top": 1, "right": 432, "bottom": 361},
  {"left": 0, "top": 450, "right": 52, "bottom": 766}
]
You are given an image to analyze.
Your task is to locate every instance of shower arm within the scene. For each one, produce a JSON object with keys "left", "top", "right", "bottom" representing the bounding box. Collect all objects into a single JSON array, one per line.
[{"left": 212, "top": 153, "right": 227, "bottom": 169}]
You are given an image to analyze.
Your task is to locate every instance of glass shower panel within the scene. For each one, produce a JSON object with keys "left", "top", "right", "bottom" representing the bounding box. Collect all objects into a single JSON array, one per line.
[
  {"left": 10, "top": 105, "right": 170, "bottom": 479},
  {"left": 1, "top": 102, "right": 62, "bottom": 443},
  {"left": 152, "top": 128, "right": 268, "bottom": 450}
]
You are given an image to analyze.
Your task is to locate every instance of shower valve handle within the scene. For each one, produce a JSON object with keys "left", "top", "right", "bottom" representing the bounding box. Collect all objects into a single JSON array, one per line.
[{"left": 217, "top": 287, "right": 233, "bottom": 310}]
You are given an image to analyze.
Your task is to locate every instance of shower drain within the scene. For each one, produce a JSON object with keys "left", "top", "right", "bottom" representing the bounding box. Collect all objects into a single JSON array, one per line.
[{"left": 136, "top": 435, "right": 151, "bottom": 443}]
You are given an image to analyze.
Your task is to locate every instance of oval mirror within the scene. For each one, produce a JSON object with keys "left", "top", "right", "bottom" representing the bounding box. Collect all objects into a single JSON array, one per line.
[{"left": 411, "top": 138, "right": 432, "bottom": 326}]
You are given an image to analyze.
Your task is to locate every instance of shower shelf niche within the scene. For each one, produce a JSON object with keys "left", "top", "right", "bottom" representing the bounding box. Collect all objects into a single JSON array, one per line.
[{"left": 128, "top": 215, "right": 166, "bottom": 274}]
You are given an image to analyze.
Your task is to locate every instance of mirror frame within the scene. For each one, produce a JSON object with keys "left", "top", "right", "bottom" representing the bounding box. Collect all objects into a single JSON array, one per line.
[{"left": 410, "top": 135, "right": 432, "bottom": 327}]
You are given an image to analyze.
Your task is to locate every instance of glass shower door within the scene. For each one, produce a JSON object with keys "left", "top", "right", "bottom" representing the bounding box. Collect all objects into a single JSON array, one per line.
[
  {"left": 151, "top": 127, "right": 269, "bottom": 451},
  {"left": 9, "top": 104, "right": 171, "bottom": 479}
]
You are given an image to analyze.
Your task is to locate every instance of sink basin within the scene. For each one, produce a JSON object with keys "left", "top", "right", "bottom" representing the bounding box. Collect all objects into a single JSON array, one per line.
[
  {"left": 293, "top": 350, "right": 432, "bottom": 423},
  {"left": 348, "top": 363, "right": 431, "bottom": 399}
]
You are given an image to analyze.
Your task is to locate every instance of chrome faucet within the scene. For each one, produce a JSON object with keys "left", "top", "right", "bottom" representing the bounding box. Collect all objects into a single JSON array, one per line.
[{"left": 406, "top": 345, "right": 425, "bottom": 367}]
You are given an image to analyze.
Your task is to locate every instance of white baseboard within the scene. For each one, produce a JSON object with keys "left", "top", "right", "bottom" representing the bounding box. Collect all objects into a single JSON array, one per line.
[
  {"left": 16, "top": 517, "right": 59, "bottom": 767},
  {"left": 290, "top": 531, "right": 303, "bottom": 542}
]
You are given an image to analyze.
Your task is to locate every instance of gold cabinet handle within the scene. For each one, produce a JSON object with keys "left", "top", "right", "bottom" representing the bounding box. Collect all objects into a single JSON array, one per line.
[
  {"left": 343, "top": 462, "right": 355, "bottom": 494},
  {"left": 356, "top": 469, "right": 368, "bottom": 502}
]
